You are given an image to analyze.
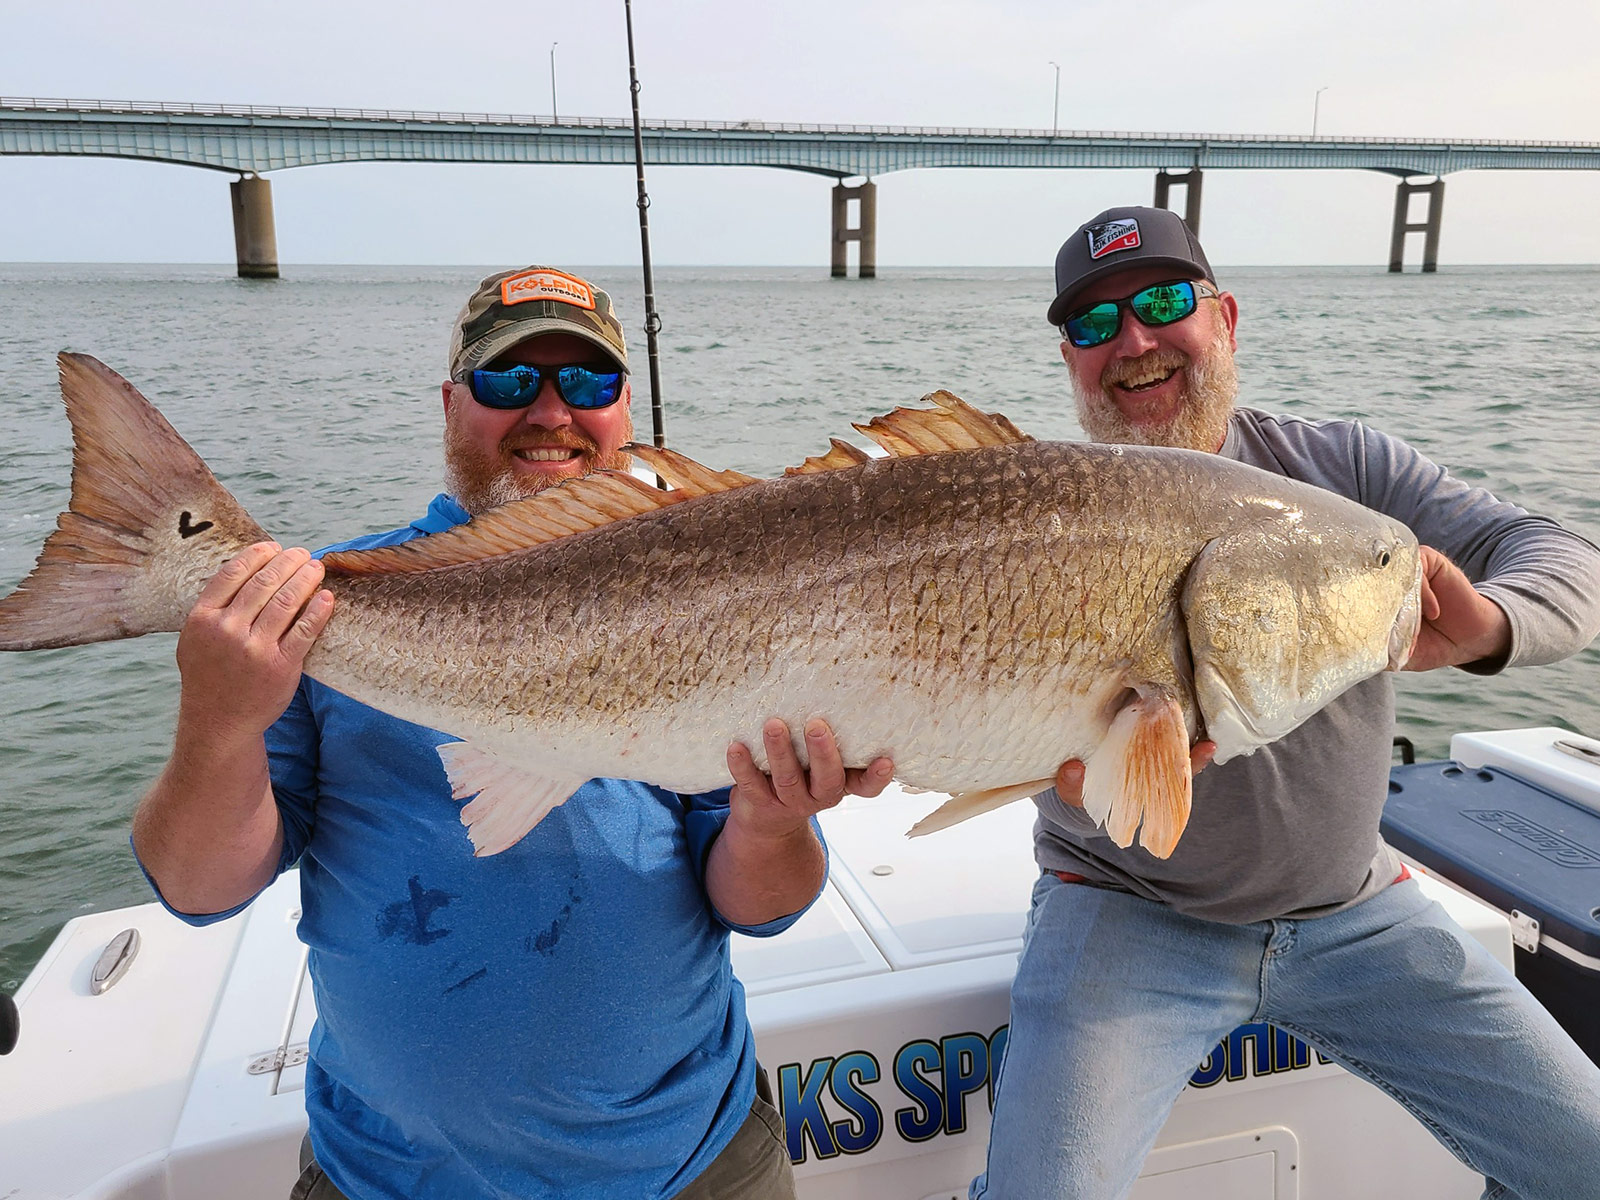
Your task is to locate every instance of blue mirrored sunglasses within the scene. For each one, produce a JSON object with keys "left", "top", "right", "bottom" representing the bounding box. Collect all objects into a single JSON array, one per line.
[
  {"left": 1060, "top": 280, "right": 1220, "bottom": 349},
  {"left": 466, "top": 363, "right": 625, "bottom": 410}
]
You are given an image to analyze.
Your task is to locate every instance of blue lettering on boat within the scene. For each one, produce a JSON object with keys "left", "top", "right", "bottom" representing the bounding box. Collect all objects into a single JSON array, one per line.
[{"left": 775, "top": 1022, "right": 1333, "bottom": 1163}]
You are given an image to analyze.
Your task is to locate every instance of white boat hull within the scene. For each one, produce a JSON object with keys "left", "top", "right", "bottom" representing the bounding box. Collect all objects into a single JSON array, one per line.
[{"left": 2, "top": 765, "right": 1534, "bottom": 1200}]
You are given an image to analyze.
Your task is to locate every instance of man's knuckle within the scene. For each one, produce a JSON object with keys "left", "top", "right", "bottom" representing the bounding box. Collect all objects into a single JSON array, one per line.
[{"left": 243, "top": 638, "right": 279, "bottom": 666}]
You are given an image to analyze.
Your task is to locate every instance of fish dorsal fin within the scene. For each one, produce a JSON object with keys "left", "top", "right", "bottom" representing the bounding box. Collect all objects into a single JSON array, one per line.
[
  {"left": 786, "top": 390, "right": 1033, "bottom": 476},
  {"left": 858, "top": 389, "right": 1034, "bottom": 455},
  {"left": 626, "top": 443, "right": 759, "bottom": 495},
  {"left": 322, "top": 471, "right": 682, "bottom": 575},
  {"left": 785, "top": 438, "right": 872, "bottom": 477}
]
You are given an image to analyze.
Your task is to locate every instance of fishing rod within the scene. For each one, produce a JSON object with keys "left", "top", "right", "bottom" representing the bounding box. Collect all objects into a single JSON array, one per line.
[{"left": 623, "top": 0, "right": 666, "bottom": 456}]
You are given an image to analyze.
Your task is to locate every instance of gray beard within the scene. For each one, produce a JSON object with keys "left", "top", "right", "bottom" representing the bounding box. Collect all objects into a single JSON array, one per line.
[
  {"left": 443, "top": 462, "right": 527, "bottom": 516},
  {"left": 1071, "top": 327, "right": 1239, "bottom": 452}
]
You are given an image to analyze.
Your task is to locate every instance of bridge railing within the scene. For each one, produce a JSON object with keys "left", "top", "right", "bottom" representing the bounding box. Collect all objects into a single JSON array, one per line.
[{"left": 3, "top": 97, "right": 1598, "bottom": 150}]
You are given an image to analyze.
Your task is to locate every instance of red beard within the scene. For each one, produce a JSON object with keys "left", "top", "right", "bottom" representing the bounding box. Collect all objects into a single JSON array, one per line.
[{"left": 443, "top": 420, "right": 635, "bottom": 515}]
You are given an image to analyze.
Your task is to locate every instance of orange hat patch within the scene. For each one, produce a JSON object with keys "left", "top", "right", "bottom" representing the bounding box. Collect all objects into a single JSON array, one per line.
[{"left": 501, "top": 269, "right": 596, "bottom": 310}]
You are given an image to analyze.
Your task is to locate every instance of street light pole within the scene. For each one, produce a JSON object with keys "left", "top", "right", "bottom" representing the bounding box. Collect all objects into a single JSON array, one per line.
[
  {"left": 551, "top": 42, "right": 559, "bottom": 123},
  {"left": 1312, "top": 85, "right": 1329, "bottom": 136},
  {"left": 1049, "top": 61, "right": 1060, "bottom": 136}
]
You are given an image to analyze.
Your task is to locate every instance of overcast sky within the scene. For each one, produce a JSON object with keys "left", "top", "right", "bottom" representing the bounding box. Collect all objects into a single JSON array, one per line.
[{"left": 3, "top": 0, "right": 1599, "bottom": 267}]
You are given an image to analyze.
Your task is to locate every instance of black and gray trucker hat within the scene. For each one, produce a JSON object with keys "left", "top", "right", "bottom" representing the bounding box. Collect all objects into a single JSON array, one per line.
[{"left": 1046, "top": 206, "right": 1215, "bottom": 326}]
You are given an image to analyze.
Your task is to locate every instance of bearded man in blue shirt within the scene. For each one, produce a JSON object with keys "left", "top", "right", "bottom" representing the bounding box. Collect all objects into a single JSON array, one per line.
[{"left": 131, "top": 266, "right": 892, "bottom": 1200}]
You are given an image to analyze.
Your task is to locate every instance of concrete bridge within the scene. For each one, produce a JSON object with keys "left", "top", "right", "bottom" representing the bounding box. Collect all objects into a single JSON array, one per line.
[{"left": 7, "top": 96, "right": 1600, "bottom": 280}]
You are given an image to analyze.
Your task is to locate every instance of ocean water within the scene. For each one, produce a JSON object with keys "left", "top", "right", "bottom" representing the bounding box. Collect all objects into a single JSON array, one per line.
[{"left": 2, "top": 261, "right": 1599, "bottom": 991}]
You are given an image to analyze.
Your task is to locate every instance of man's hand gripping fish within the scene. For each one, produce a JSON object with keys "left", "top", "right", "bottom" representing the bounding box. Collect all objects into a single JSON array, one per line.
[{"left": 0, "top": 355, "right": 1422, "bottom": 858}]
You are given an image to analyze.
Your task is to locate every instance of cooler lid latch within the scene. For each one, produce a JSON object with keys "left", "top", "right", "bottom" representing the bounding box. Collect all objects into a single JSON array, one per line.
[{"left": 1509, "top": 909, "right": 1541, "bottom": 954}]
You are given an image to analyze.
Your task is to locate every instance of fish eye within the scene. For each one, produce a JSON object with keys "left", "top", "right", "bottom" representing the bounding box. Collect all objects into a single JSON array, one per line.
[{"left": 1375, "top": 548, "right": 1392, "bottom": 568}]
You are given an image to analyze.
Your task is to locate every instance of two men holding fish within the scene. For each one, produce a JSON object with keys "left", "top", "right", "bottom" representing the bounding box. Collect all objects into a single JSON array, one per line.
[
  {"left": 6, "top": 216, "right": 1599, "bottom": 1200},
  {"left": 969, "top": 207, "right": 1600, "bottom": 1199}
]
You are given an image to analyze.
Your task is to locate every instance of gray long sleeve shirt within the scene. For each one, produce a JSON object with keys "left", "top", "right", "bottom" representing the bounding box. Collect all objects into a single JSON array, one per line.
[{"left": 1033, "top": 406, "right": 1600, "bottom": 924}]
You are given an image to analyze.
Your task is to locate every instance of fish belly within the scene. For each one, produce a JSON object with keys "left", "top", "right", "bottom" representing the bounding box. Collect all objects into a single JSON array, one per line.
[{"left": 308, "top": 632, "right": 1135, "bottom": 798}]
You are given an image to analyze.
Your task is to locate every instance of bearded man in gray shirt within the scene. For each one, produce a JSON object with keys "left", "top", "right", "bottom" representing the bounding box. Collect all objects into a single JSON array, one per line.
[{"left": 971, "top": 206, "right": 1600, "bottom": 1200}]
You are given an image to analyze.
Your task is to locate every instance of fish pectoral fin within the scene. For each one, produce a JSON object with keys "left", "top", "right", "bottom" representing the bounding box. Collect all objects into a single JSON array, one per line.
[
  {"left": 1082, "top": 693, "right": 1193, "bottom": 859},
  {"left": 436, "top": 742, "right": 585, "bottom": 858},
  {"left": 787, "top": 390, "right": 1033, "bottom": 475},
  {"left": 905, "top": 778, "right": 1055, "bottom": 837}
]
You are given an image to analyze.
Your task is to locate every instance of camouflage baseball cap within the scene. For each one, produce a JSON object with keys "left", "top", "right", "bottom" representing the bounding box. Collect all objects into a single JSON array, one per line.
[{"left": 448, "top": 266, "right": 628, "bottom": 379}]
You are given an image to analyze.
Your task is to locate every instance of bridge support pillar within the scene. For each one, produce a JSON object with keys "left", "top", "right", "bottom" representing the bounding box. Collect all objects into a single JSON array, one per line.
[
  {"left": 1388, "top": 178, "right": 1445, "bottom": 273},
  {"left": 230, "top": 174, "right": 279, "bottom": 279},
  {"left": 1153, "top": 169, "right": 1203, "bottom": 235},
  {"left": 831, "top": 180, "right": 877, "bottom": 279}
]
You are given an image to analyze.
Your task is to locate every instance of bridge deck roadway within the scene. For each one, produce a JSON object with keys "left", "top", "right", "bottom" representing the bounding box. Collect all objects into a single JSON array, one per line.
[{"left": 5, "top": 99, "right": 1600, "bottom": 179}]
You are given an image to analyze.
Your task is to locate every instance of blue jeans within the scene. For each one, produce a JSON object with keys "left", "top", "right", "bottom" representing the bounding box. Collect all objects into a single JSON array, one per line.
[{"left": 971, "top": 872, "right": 1600, "bottom": 1200}]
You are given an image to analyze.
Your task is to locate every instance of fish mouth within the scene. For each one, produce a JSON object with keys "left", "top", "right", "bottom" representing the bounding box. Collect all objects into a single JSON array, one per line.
[{"left": 1387, "top": 556, "right": 1424, "bottom": 671}]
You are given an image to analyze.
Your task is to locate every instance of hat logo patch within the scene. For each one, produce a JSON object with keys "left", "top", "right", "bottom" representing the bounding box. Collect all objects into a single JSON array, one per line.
[
  {"left": 501, "top": 269, "right": 596, "bottom": 310},
  {"left": 1087, "top": 218, "right": 1141, "bottom": 260}
]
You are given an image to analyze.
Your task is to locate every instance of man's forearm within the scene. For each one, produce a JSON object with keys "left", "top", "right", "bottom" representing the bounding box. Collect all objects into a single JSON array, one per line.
[
  {"left": 131, "top": 721, "right": 285, "bottom": 916},
  {"left": 704, "top": 818, "right": 826, "bottom": 928}
]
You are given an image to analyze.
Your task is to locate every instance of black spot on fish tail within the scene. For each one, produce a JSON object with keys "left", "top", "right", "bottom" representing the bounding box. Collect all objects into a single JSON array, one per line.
[
  {"left": 443, "top": 967, "right": 488, "bottom": 994},
  {"left": 177, "top": 511, "right": 214, "bottom": 539},
  {"left": 376, "top": 875, "right": 456, "bottom": 945}
]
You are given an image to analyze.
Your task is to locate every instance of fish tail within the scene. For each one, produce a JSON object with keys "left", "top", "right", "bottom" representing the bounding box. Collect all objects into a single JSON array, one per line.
[{"left": 0, "top": 353, "right": 271, "bottom": 650}]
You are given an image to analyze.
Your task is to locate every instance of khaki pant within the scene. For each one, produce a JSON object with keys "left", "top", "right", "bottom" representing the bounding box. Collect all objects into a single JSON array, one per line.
[{"left": 291, "top": 1071, "right": 796, "bottom": 1200}]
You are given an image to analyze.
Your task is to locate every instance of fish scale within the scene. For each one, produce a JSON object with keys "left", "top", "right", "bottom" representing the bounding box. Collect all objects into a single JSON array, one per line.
[{"left": 306, "top": 445, "right": 1292, "bottom": 785}]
